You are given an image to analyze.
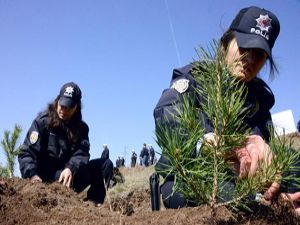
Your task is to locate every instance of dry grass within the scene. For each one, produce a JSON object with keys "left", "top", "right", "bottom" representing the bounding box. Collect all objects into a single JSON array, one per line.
[
  {"left": 108, "top": 165, "right": 155, "bottom": 196},
  {"left": 286, "top": 132, "right": 300, "bottom": 149}
]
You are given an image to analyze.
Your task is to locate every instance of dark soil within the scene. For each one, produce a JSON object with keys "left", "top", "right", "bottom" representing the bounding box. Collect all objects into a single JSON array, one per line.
[{"left": 0, "top": 177, "right": 299, "bottom": 225}]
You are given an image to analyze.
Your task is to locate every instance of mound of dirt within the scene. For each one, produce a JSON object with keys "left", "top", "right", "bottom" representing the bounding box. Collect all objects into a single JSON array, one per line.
[{"left": 0, "top": 177, "right": 299, "bottom": 225}]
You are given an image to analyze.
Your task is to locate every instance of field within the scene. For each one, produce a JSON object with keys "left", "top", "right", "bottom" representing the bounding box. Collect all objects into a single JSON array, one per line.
[{"left": 1, "top": 133, "right": 300, "bottom": 225}]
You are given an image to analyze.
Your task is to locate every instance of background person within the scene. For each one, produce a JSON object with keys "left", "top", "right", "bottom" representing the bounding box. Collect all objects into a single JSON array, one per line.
[
  {"left": 99, "top": 143, "right": 113, "bottom": 188},
  {"left": 140, "top": 143, "right": 149, "bottom": 167},
  {"left": 149, "top": 144, "right": 156, "bottom": 165},
  {"left": 120, "top": 156, "right": 125, "bottom": 167},
  {"left": 101, "top": 144, "right": 109, "bottom": 160},
  {"left": 116, "top": 156, "right": 121, "bottom": 168},
  {"left": 131, "top": 150, "right": 137, "bottom": 168}
]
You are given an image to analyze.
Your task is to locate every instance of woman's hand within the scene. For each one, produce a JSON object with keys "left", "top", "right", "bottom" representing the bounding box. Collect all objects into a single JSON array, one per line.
[
  {"left": 30, "top": 175, "right": 42, "bottom": 183},
  {"left": 205, "top": 133, "right": 272, "bottom": 178},
  {"left": 58, "top": 168, "right": 73, "bottom": 188},
  {"left": 263, "top": 188, "right": 300, "bottom": 215},
  {"left": 235, "top": 134, "right": 272, "bottom": 178},
  {"left": 264, "top": 181, "right": 300, "bottom": 215},
  {"left": 283, "top": 192, "right": 300, "bottom": 215},
  {"left": 236, "top": 135, "right": 300, "bottom": 215}
]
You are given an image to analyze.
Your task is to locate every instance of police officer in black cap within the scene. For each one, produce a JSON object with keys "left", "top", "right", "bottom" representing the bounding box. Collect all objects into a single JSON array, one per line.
[
  {"left": 101, "top": 144, "right": 109, "bottom": 160},
  {"left": 18, "top": 82, "right": 109, "bottom": 204},
  {"left": 154, "top": 6, "right": 300, "bottom": 213},
  {"left": 100, "top": 144, "right": 114, "bottom": 188}
]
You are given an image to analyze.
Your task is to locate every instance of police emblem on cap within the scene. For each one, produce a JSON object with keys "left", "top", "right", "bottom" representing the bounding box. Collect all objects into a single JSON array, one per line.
[
  {"left": 29, "top": 131, "right": 39, "bottom": 144},
  {"left": 171, "top": 79, "right": 189, "bottom": 94},
  {"left": 256, "top": 14, "right": 272, "bottom": 32},
  {"left": 64, "top": 86, "right": 74, "bottom": 97},
  {"left": 81, "top": 139, "right": 90, "bottom": 147}
]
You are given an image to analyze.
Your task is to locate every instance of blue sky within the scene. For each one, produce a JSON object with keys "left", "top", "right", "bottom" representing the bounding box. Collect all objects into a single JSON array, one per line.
[{"left": 0, "top": 1, "right": 300, "bottom": 174}]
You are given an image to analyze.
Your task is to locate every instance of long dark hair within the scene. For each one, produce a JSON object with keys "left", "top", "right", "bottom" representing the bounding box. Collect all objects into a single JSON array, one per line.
[
  {"left": 220, "top": 29, "right": 278, "bottom": 80},
  {"left": 47, "top": 96, "right": 83, "bottom": 143}
]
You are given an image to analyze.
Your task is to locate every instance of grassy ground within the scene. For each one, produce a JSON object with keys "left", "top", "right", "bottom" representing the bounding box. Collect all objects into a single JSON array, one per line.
[
  {"left": 287, "top": 132, "right": 300, "bottom": 149},
  {"left": 108, "top": 165, "right": 155, "bottom": 196}
]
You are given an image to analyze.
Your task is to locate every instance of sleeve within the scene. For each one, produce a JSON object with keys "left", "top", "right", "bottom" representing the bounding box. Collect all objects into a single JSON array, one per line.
[
  {"left": 65, "top": 122, "right": 90, "bottom": 174},
  {"left": 153, "top": 65, "right": 198, "bottom": 131},
  {"left": 245, "top": 78, "right": 275, "bottom": 143},
  {"left": 18, "top": 116, "right": 48, "bottom": 179},
  {"left": 153, "top": 65, "right": 199, "bottom": 177}
]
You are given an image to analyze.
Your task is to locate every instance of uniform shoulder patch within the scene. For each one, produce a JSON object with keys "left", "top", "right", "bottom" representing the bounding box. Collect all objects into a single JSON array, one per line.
[
  {"left": 29, "top": 131, "right": 39, "bottom": 144},
  {"left": 171, "top": 78, "right": 189, "bottom": 94}
]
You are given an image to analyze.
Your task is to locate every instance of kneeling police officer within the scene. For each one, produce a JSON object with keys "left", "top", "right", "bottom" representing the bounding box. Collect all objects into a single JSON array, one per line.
[{"left": 18, "top": 82, "right": 111, "bottom": 204}]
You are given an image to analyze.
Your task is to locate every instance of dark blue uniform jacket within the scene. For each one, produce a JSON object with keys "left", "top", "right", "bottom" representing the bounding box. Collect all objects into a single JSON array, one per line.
[
  {"left": 154, "top": 64, "right": 275, "bottom": 176},
  {"left": 18, "top": 112, "right": 90, "bottom": 181},
  {"left": 140, "top": 147, "right": 150, "bottom": 158}
]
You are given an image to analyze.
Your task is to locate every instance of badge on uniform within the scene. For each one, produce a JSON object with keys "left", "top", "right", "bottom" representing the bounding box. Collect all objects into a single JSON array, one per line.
[
  {"left": 29, "top": 131, "right": 39, "bottom": 144},
  {"left": 171, "top": 79, "right": 189, "bottom": 94},
  {"left": 81, "top": 139, "right": 90, "bottom": 148}
]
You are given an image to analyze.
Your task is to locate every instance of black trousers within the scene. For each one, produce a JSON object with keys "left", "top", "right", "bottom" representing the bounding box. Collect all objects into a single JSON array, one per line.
[
  {"left": 46, "top": 158, "right": 113, "bottom": 204},
  {"left": 131, "top": 159, "right": 137, "bottom": 168},
  {"left": 160, "top": 180, "right": 237, "bottom": 209},
  {"left": 160, "top": 181, "right": 190, "bottom": 209}
]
